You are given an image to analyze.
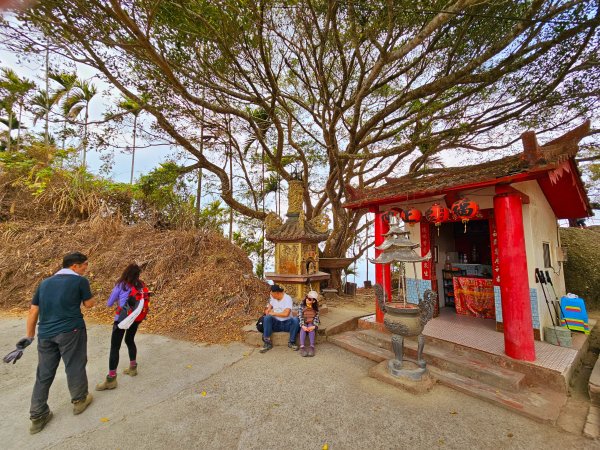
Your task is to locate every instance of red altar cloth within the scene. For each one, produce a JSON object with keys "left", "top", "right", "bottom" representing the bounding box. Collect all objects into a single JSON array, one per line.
[{"left": 453, "top": 277, "right": 495, "bottom": 319}]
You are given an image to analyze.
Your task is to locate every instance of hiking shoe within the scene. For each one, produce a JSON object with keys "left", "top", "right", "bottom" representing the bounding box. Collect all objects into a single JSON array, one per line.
[
  {"left": 123, "top": 365, "right": 138, "bottom": 376},
  {"left": 288, "top": 342, "right": 299, "bottom": 351},
  {"left": 307, "top": 346, "right": 315, "bottom": 357},
  {"left": 29, "top": 411, "right": 53, "bottom": 435},
  {"left": 299, "top": 347, "right": 308, "bottom": 357},
  {"left": 259, "top": 341, "right": 273, "bottom": 354},
  {"left": 73, "top": 393, "right": 93, "bottom": 415},
  {"left": 95, "top": 375, "right": 117, "bottom": 391}
]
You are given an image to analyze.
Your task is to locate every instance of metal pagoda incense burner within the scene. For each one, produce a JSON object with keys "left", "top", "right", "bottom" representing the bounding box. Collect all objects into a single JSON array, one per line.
[{"left": 370, "top": 221, "right": 437, "bottom": 380}]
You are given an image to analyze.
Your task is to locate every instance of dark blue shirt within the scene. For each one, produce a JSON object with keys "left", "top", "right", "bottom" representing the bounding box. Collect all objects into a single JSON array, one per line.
[{"left": 32, "top": 274, "right": 93, "bottom": 339}]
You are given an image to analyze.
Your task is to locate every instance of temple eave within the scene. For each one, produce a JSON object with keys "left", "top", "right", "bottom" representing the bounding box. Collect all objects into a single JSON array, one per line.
[{"left": 265, "top": 272, "right": 331, "bottom": 283}]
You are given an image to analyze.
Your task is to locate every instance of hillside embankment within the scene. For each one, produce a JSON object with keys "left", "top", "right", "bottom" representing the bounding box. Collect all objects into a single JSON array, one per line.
[
  {"left": 560, "top": 226, "right": 600, "bottom": 310},
  {"left": 0, "top": 217, "right": 268, "bottom": 343}
]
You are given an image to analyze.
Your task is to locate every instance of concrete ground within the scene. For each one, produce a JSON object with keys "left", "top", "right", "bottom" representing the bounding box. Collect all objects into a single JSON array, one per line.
[{"left": 0, "top": 316, "right": 594, "bottom": 450}]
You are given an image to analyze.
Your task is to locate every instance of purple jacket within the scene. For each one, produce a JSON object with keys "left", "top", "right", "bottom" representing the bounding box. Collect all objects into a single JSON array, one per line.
[{"left": 107, "top": 283, "right": 131, "bottom": 322}]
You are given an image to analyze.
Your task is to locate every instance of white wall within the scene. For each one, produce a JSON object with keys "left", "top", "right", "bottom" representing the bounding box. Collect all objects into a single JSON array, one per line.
[{"left": 514, "top": 180, "right": 566, "bottom": 335}]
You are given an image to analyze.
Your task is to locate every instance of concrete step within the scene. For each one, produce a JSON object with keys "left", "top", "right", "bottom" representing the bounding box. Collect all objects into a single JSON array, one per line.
[
  {"left": 243, "top": 307, "right": 364, "bottom": 347},
  {"left": 429, "top": 366, "right": 566, "bottom": 425},
  {"left": 243, "top": 326, "right": 324, "bottom": 347},
  {"left": 328, "top": 331, "right": 393, "bottom": 363},
  {"left": 356, "top": 329, "right": 525, "bottom": 392},
  {"left": 329, "top": 331, "right": 566, "bottom": 424},
  {"left": 423, "top": 334, "right": 569, "bottom": 394}
]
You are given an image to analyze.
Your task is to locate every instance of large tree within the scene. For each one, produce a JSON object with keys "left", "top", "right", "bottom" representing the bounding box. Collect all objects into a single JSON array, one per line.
[{"left": 1, "top": 0, "right": 598, "bottom": 270}]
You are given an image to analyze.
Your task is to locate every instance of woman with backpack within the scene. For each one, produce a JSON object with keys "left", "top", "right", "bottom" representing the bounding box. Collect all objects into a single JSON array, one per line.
[{"left": 96, "top": 263, "right": 149, "bottom": 391}]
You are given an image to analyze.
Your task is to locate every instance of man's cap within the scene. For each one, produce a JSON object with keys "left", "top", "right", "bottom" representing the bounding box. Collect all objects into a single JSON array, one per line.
[
  {"left": 270, "top": 284, "right": 284, "bottom": 293},
  {"left": 306, "top": 290, "right": 319, "bottom": 299}
]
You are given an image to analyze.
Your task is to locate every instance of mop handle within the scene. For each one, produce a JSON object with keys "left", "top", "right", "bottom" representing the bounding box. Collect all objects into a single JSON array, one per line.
[{"left": 545, "top": 270, "right": 554, "bottom": 286}]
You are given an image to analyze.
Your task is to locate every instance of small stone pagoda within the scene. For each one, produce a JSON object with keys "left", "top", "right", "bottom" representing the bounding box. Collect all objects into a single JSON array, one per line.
[
  {"left": 264, "top": 178, "right": 330, "bottom": 300},
  {"left": 370, "top": 222, "right": 431, "bottom": 305}
]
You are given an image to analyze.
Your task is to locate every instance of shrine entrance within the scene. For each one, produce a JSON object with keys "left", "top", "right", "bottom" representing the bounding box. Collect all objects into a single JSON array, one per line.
[{"left": 432, "top": 214, "right": 495, "bottom": 321}]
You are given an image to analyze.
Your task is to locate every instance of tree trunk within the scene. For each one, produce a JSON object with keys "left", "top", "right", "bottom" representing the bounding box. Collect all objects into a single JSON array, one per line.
[
  {"left": 16, "top": 104, "right": 22, "bottom": 151},
  {"left": 6, "top": 111, "right": 12, "bottom": 152},
  {"left": 130, "top": 114, "right": 137, "bottom": 184},
  {"left": 82, "top": 104, "right": 89, "bottom": 166},
  {"left": 228, "top": 116, "right": 233, "bottom": 242},
  {"left": 44, "top": 46, "right": 49, "bottom": 146},
  {"left": 327, "top": 268, "right": 343, "bottom": 291},
  {"left": 196, "top": 106, "right": 204, "bottom": 220}
]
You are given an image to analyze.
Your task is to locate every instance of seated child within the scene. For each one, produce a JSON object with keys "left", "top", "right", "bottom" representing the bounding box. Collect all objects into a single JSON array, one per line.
[{"left": 299, "top": 291, "right": 320, "bottom": 357}]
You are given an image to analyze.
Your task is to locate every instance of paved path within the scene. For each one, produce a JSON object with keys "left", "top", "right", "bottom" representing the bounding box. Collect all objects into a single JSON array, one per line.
[{"left": 0, "top": 317, "right": 592, "bottom": 449}]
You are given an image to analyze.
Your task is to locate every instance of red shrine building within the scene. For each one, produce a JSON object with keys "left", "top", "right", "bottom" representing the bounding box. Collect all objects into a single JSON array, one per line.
[{"left": 344, "top": 121, "right": 592, "bottom": 362}]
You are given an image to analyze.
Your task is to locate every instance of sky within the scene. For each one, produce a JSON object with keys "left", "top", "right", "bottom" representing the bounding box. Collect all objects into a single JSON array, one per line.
[{"left": 0, "top": 47, "right": 172, "bottom": 183}]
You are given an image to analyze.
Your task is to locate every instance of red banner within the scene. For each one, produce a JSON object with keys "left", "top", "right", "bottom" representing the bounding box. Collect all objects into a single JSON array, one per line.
[
  {"left": 453, "top": 277, "right": 495, "bottom": 319},
  {"left": 489, "top": 216, "right": 501, "bottom": 286}
]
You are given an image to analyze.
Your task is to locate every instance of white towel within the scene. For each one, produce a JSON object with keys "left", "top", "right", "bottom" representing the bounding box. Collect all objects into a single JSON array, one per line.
[{"left": 117, "top": 299, "right": 144, "bottom": 330}]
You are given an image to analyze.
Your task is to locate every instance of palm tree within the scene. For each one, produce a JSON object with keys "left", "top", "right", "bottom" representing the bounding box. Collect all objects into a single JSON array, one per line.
[
  {"left": 0, "top": 68, "right": 35, "bottom": 152},
  {"left": 48, "top": 71, "right": 77, "bottom": 151},
  {"left": 30, "top": 89, "right": 56, "bottom": 135},
  {"left": 61, "top": 78, "right": 96, "bottom": 166},
  {"left": 116, "top": 95, "right": 144, "bottom": 184}
]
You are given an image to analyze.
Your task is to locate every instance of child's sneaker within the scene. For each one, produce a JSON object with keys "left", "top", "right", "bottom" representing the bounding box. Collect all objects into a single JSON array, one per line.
[
  {"left": 300, "top": 347, "right": 308, "bottom": 357},
  {"left": 307, "top": 346, "right": 315, "bottom": 357},
  {"left": 123, "top": 365, "right": 138, "bottom": 376}
]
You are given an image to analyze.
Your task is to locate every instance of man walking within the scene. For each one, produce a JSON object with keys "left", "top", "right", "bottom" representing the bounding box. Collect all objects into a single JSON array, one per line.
[
  {"left": 260, "top": 284, "right": 300, "bottom": 353},
  {"left": 20, "top": 252, "right": 96, "bottom": 434}
]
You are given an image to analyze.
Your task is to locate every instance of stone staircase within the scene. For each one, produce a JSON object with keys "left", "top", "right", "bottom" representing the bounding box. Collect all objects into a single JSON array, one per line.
[{"left": 329, "top": 329, "right": 568, "bottom": 424}]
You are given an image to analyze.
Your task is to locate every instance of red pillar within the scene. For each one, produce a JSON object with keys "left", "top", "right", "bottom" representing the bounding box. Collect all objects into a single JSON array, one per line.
[
  {"left": 494, "top": 189, "right": 536, "bottom": 361},
  {"left": 374, "top": 209, "right": 391, "bottom": 323}
]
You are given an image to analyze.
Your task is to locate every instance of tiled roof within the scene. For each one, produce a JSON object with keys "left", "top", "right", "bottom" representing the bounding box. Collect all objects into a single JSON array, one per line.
[
  {"left": 345, "top": 121, "right": 590, "bottom": 209},
  {"left": 265, "top": 216, "right": 329, "bottom": 243}
]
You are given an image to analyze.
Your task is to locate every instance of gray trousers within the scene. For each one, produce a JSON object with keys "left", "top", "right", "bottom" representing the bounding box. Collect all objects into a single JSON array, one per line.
[{"left": 30, "top": 328, "right": 89, "bottom": 419}]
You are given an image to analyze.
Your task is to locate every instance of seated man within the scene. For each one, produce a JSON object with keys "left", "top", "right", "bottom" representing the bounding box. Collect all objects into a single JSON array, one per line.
[{"left": 260, "top": 284, "right": 300, "bottom": 353}]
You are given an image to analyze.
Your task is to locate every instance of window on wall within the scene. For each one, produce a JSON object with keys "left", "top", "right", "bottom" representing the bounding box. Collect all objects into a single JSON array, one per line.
[{"left": 543, "top": 242, "right": 551, "bottom": 268}]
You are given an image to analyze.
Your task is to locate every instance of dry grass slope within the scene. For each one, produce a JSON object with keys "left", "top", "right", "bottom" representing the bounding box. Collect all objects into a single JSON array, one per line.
[
  {"left": 560, "top": 226, "right": 600, "bottom": 310},
  {"left": 0, "top": 218, "right": 268, "bottom": 343}
]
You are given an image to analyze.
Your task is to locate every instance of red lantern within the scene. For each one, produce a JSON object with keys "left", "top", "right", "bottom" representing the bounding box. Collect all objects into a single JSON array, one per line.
[
  {"left": 451, "top": 198, "right": 480, "bottom": 232},
  {"left": 400, "top": 207, "right": 422, "bottom": 225},
  {"left": 425, "top": 203, "right": 450, "bottom": 235},
  {"left": 382, "top": 207, "right": 403, "bottom": 224}
]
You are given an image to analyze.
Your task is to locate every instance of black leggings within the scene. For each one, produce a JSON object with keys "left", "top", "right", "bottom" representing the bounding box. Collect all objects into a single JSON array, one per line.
[{"left": 109, "top": 321, "right": 140, "bottom": 371}]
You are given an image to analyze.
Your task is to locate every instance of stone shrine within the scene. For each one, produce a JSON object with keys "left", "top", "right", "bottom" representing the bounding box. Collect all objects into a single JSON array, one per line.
[{"left": 264, "top": 178, "right": 330, "bottom": 300}]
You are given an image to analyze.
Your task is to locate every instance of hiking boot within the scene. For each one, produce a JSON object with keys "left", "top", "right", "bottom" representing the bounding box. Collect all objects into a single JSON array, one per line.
[
  {"left": 259, "top": 340, "right": 273, "bottom": 354},
  {"left": 95, "top": 375, "right": 117, "bottom": 391},
  {"left": 307, "top": 346, "right": 315, "bottom": 357},
  {"left": 73, "top": 393, "right": 93, "bottom": 415},
  {"left": 288, "top": 342, "right": 299, "bottom": 351},
  {"left": 123, "top": 365, "right": 138, "bottom": 376},
  {"left": 299, "top": 347, "right": 308, "bottom": 357},
  {"left": 29, "top": 411, "right": 53, "bottom": 435}
]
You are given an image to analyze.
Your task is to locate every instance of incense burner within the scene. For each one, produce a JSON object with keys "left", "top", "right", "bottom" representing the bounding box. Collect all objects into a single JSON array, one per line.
[{"left": 375, "top": 284, "right": 437, "bottom": 379}]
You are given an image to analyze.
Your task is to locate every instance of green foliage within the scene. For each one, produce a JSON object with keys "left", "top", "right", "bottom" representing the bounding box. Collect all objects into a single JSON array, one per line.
[
  {"left": 196, "top": 200, "right": 228, "bottom": 231},
  {"left": 134, "top": 162, "right": 197, "bottom": 228},
  {"left": 0, "top": 137, "right": 135, "bottom": 220},
  {"left": 233, "top": 231, "right": 267, "bottom": 278}
]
